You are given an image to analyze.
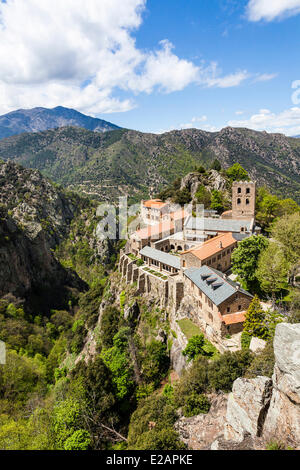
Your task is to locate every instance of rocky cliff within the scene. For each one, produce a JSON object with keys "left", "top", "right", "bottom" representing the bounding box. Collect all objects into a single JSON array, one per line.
[
  {"left": 0, "top": 160, "right": 87, "bottom": 311},
  {"left": 213, "top": 323, "right": 300, "bottom": 450}
]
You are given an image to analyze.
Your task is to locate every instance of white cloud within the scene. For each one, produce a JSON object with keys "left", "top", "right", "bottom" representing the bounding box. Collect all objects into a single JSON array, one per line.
[
  {"left": 228, "top": 107, "right": 300, "bottom": 135},
  {"left": 0, "top": 0, "right": 272, "bottom": 115},
  {"left": 235, "top": 110, "right": 245, "bottom": 115},
  {"left": 253, "top": 73, "right": 278, "bottom": 82},
  {"left": 247, "top": 0, "right": 300, "bottom": 22}
]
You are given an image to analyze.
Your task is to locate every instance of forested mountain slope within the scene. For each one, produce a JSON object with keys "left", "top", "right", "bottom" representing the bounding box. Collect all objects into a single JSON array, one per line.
[{"left": 0, "top": 126, "right": 300, "bottom": 202}]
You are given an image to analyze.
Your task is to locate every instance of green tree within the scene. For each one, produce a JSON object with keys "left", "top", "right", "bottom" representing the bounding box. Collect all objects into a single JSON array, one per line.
[
  {"left": 101, "top": 327, "right": 134, "bottom": 399},
  {"left": 271, "top": 213, "right": 300, "bottom": 265},
  {"left": 128, "top": 394, "right": 181, "bottom": 450},
  {"left": 243, "top": 296, "right": 267, "bottom": 338},
  {"left": 226, "top": 163, "right": 249, "bottom": 182},
  {"left": 63, "top": 429, "right": 91, "bottom": 450},
  {"left": 194, "top": 185, "right": 211, "bottom": 208},
  {"left": 210, "top": 190, "right": 224, "bottom": 213},
  {"left": 210, "top": 159, "right": 222, "bottom": 171},
  {"left": 182, "top": 334, "right": 206, "bottom": 362},
  {"left": 231, "top": 235, "right": 269, "bottom": 291},
  {"left": 256, "top": 243, "right": 289, "bottom": 300},
  {"left": 206, "top": 350, "right": 253, "bottom": 392},
  {"left": 173, "top": 188, "right": 192, "bottom": 205}
]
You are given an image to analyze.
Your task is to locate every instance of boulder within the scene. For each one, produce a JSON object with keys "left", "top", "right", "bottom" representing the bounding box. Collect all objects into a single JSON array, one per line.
[
  {"left": 263, "top": 323, "right": 300, "bottom": 448},
  {"left": 250, "top": 337, "right": 266, "bottom": 353},
  {"left": 224, "top": 376, "right": 272, "bottom": 442}
]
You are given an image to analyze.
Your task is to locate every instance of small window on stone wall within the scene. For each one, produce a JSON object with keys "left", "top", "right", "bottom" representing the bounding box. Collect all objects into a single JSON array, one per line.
[
  {"left": 237, "top": 187, "right": 242, "bottom": 194},
  {"left": 246, "top": 198, "right": 250, "bottom": 205},
  {"left": 237, "top": 198, "right": 241, "bottom": 204},
  {"left": 227, "top": 307, "right": 230, "bottom": 313}
]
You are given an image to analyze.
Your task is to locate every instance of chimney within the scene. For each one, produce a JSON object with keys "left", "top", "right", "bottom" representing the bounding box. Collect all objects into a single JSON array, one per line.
[{"left": 219, "top": 241, "right": 223, "bottom": 249}]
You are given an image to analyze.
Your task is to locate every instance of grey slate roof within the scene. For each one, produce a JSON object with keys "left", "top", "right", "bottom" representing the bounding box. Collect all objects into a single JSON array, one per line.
[
  {"left": 140, "top": 246, "right": 180, "bottom": 269},
  {"left": 184, "top": 265, "right": 253, "bottom": 306},
  {"left": 184, "top": 216, "right": 253, "bottom": 233}
]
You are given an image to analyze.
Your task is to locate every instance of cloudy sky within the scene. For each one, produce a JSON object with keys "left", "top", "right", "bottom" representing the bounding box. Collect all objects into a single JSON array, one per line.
[{"left": 0, "top": 0, "right": 300, "bottom": 135}]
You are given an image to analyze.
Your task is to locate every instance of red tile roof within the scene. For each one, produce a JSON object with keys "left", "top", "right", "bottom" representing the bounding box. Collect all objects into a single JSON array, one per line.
[
  {"left": 133, "top": 220, "right": 175, "bottom": 240},
  {"left": 222, "top": 312, "right": 246, "bottom": 325},
  {"left": 181, "top": 232, "right": 237, "bottom": 261},
  {"left": 143, "top": 199, "right": 168, "bottom": 209}
]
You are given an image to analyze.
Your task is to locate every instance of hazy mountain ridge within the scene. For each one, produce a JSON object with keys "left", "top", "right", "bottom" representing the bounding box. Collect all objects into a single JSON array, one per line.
[
  {"left": 0, "top": 106, "right": 120, "bottom": 139},
  {"left": 0, "top": 125, "right": 300, "bottom": 202}
]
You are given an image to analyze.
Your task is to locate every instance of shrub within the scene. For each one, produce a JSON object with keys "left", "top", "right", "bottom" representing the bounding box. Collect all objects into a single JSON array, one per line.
[
  {"left": 182, "top": 393, "right": 211, "bottom": 417},
  {"left": 182, "top": 334, "right": 209, "bottom": 361},
  {"left": 241, "top": 331, "right": 252, "bottom": 350}
]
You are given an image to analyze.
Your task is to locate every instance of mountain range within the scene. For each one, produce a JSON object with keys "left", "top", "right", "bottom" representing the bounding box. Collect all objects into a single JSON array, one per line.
[
  {"left": 0, "top": 110, "right": 300, "bottom": 203},
  {"left": 0, "top": 106, "right": 120, "bottom": 139}
]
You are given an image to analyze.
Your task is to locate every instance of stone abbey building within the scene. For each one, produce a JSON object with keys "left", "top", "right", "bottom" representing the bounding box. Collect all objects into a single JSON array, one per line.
[{"left": 119, "top": 181, "right": 258, "bottom": 350}]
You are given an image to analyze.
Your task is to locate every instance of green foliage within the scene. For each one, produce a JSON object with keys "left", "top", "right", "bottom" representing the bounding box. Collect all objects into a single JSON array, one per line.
[
  {"left": 226, "top": 163, "right": 249, "bottom": 182},
  {"left": 173, "top": 188, "right": 192, "bottom": 205},
  {"left": 182, "top": 393, "right": 211, "bottom": 417},
  {"left": 101, "top": 327, "right": 134, "bottom": 399},
  {"left": 271, "top": 213, "right": 300, "bottom": 265},
  {"left": 210, "top": 189, "right": 224, "bottom": 213},
  {"left": 182, "top": 334, "right": 208, "bottom": 361},
  {"left": 210, "top": 159, "right": 222, "bottom": 171},
  {"left": 206, "top": 350, "right": 253, "bottom": 392},
  {"left": 128, "top": 394, "right": 181, "bottom": 450},
  {"left": 245, "top": 342, "right": 275, "bottom": 378},
  {"left": 241, "top": 331, "right": 252, "bottom": 350},
  {"left": 141, "top": 340, "right": 170, "bottom": 386},
  {"left": 53, "top": 398, "right": 84, "bottom": 450},
  {"left": 231, "top": 235, "right": 269, "bottom": 292},
  {"left": 256, "top": 243, "right": 289, "bottom": 298},
  {"left": 0, "top": 350, "right": 47, "bottom": 406},
  {"left": 194, "top": 185, "right": 211, "bottom": 207},
  {"left": 132, "top": 428, "right": 186, "bottom": 450},
  {"left": 243, "top": 296, "right": 268, "bottom": 339},
  {"left": 63, "top": 429, "right": 91, "bottom": 450},
  {"left": 100, "top": 306, "right": 120, "bottom": 348},
  {"left": 256, "top": 187, "right": 300, "bottom": 231}
]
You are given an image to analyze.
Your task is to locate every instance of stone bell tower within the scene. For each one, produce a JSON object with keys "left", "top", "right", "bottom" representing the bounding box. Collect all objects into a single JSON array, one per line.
[{"left": 232, "top": 181, "right": 256, "bottom": 219}]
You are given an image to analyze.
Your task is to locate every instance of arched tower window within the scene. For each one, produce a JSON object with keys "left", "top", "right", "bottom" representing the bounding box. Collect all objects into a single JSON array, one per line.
[
  {"left": 237, "top": 198, "right": 241, "bottom": 204},
  {"left": 246, "top": 187, "right": 250, "bottom": 194},
  {"left": 237, "top": 187, "right": 242, "bottom": 194},
  {"left": 246, "top": 198, "right": 250, "bottom": 205}
]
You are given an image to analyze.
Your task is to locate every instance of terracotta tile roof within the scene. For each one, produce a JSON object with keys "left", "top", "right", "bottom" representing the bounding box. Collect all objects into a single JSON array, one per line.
[
  {"left": 221, "top": 312, "right": 246, "bottom": 325},
  {"left": 181, "top": 232, "right": 237, "bottom": 260},
  {"left": 143, "top": 199, "right": 168, "bottom": 209},
  {"left": 133, "top": 220, "right": 174, "bottom": 240}
]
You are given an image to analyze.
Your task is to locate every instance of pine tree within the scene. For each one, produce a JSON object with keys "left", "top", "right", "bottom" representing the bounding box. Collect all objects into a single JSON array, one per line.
[{"left": 243, "top": 295, "right": 268, "bottom": 339}]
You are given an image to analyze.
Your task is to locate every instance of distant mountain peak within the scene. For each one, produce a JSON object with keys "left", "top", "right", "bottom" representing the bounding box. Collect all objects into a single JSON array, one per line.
[{"left": 0, "top": 106, "right": 120, "bottom": 139}]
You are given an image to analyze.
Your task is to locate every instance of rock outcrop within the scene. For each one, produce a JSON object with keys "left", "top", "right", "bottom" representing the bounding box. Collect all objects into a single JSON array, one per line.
[
  {"left": 224, "top": 376, "right": 272, "bottom": 442},
  {"left": 175, "top": 393, "right": 228, "bottom": 450},
  {"left": 263, "top": 323, "right": 300, "bottom": 448},
  {"left": 220, "top": 323, "right": 300, "bottom": 450}
]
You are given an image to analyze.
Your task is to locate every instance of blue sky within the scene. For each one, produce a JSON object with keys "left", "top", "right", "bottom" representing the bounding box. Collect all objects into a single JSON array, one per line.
[
  {"left": 103, "top": 0, "right": 300, "bottom": 134},
  {"left": 1, "top": 0, "right": 300, "bottom": 135}
]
